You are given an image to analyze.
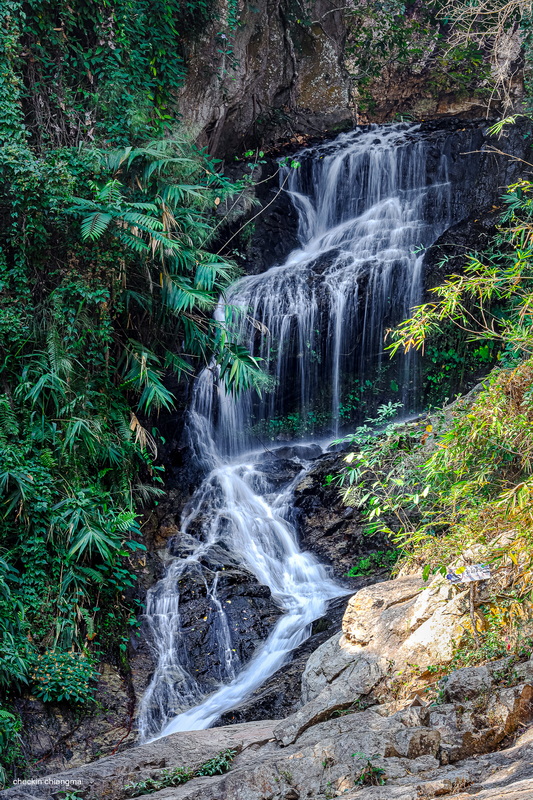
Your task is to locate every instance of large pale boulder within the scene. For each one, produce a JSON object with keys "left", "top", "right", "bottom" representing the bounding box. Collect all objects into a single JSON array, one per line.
[
  {"left": 293, "top": 573, "right": 483, "bottom": 741},
  {"left": 340, "top": 574, "right": 470, "bottom": 668},
  {"left": 340, "top": 577, "right": 423, "bottom": 652}
]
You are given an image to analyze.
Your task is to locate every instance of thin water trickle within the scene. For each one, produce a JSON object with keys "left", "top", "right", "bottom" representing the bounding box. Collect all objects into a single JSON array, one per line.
[{"left": 137, "top": 123, "right": 467, "bottom": 740}]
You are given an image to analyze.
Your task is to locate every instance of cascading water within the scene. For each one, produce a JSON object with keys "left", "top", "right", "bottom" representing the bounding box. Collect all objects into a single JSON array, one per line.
[
  {"left": 137, "top": 386, "right": 344, "bottom": 740},
  {"left": 138, "top": 123, "right": 475, "bottom": 741},
  {"left": 214, "top": 123, "right": 459, "bottom": 453}
]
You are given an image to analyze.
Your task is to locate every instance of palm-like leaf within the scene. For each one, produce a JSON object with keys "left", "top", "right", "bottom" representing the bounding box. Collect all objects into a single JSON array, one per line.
[{"left": 81, "top": 211, "right": 113, "bottom": 240}]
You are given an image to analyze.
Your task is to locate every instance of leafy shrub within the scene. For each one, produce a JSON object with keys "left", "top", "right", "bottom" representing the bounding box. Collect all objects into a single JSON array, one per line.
[
  {"left": 30, "top": 651, "right": 98, "bottom": 705},
  {"left": 125, "top": 749, "right": 237, "bottom": 797},
  {"left": 0, "top": 707, "right": 23, "bottom": 789},
  {"left": 126, "top": 766, "right": 193, "bottom": 797},
  {"left": 195, "top": 748, "right": 237, "bottom": 776},
  {"left": 352, "top": 752, "right": 386, "bottom": 786},
  {"left": 346, "top": 550, "right": 400, "bottom": 577}
]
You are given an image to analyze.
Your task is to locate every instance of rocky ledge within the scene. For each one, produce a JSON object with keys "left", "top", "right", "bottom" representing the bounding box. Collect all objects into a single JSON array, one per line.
[
  {"left": 4, "top": 549, "right": 533, "bottom": 800},
  {"left": 4, "top": 658, "right": 532, "bottom": 800}
]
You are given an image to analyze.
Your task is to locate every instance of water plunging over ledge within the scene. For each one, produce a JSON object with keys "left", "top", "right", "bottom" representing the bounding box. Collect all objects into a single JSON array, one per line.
[{"left": 137, "top": 123, "right": 474, "bottom": 741}]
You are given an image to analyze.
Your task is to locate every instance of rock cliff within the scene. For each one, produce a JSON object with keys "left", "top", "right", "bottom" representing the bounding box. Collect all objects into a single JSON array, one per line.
[{"left": 178, "top": 0, "right": 353, "bottom": 157}]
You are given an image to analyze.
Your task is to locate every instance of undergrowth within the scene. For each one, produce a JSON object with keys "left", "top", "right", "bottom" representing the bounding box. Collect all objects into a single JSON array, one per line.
[
  {"left": 337, "top": 171, "right": 533, "bottom": 664},
  {"left": 125, "top": 749, "right": 237, "bottom": 797},
  {"left": 346, "top": 550, "right": 400, "bottom": 577}
]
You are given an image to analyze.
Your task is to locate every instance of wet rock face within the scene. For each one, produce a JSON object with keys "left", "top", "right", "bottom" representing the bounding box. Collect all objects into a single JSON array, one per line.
[
  {"left": 292, "top": 450, "right": 390, "bottom": 580},
  {"left": 169, "top": 558, "right": 282, "bottom": 692},
  {"left": 135, "top": 540, "right": 283, "bottom": 711}
]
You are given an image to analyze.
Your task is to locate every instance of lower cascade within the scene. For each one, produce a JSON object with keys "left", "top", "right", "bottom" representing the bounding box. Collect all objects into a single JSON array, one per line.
[
  {"left": 137, "top": 426, "right": 345, "bottom": 741},
  {"left": 137, "top": 122, "right": 478, "bottom": 741}
]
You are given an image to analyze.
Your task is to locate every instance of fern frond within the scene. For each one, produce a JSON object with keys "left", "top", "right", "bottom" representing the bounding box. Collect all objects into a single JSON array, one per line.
[{"left": 81, "top": 211, "right": 113, "bottom": 241}]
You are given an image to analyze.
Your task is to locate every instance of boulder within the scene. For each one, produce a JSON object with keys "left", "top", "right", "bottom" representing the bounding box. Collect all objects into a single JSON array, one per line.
[
  {"left": 339, "top": 572, "right": 483, "bottom": 672},
  {"left": 274, "top": 655, "right": 384, "bottom": 745},
  {"left": 444, "top": 665, "right": 493, "bottom": 702},
  {"left": 300, "top": 632, "right": 373, "bottom": 704},
  {"left": 340, "top": 577, "right": 423, "bottom": 653},
  {"left": 268, "top": 444, "right": 323, "bottom": 461}
]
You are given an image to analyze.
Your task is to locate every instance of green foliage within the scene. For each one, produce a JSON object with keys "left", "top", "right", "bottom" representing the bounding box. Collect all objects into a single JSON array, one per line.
[
  {"left": 30, "top": 651, "right": 98, "bottom": 705},
  {"left": 0, "top": 125, "right": 264, "bottom": 702},
  {"left": 422, "top": 335, "right": 496, "bottom": 405},
  {"left": 336, "top": 356, "right": 533, "bottom": 584},
  {"left": 344, "top": 0, "right": 490, "bottom": 113},
  {"left": 125, "top": 749, "right": 237, "bottom": 797},
  {"left": 0, "top": 0, "right": 270, "bottom": 785},
  {"left": 0, "top": 707, "right": 23, "bottom": 789},
  {"left": 12, "top": 0, "right": 218, "bottom": 146},
  {"left": 346, "top": 550, "right": 400, "bottom": 577},
  {"left": 332, "top": 402, "right": 434, "bottom": 543},
  {"left": 195, "top": 748, "right": 237, "bottom": 776},
  {"left": 0, "top": 559, "right": 32, "bottom": 692},
  {"left": 66, "top": 138, "right": 263, "bottom": 396},
  {"left": 0, "top": 1, "right": 28, "bottom": 146},
  {"left": 0, "top": 18, "right": 266, "bottom": 790},
  {"left": 352, "top": 752, "right": 386, "bottom": 786}
]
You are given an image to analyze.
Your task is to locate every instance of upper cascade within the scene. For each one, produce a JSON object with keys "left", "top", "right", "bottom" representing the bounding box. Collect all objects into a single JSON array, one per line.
[{"left": 205, "top": 123, "right": 472, "bottom": 456}]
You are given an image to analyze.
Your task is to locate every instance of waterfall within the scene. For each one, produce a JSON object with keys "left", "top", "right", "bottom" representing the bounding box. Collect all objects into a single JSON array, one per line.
[
  {"left": 214, "top": 123, "right": 456, "bottom": 453},
  {"left": 137, "top": 403, "right": 344, "bottom": 740},
  {"left": 137, "top": 123, "right": 470, "bottom": 741}
]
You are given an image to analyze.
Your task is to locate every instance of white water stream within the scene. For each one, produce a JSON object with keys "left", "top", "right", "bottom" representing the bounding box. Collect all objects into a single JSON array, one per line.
[{"left": 137, "top": 389, "right": 344, "bottom": 740}]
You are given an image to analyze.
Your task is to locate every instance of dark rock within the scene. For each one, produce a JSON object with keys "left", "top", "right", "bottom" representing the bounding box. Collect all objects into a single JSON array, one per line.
[
  {"left": 141, "top": 557, "right": 283, "bottom": 694},
  {"left": 216, "top": 596, "right": 349, "bottom": 725},
  {"left": 178, "top": 0, "right": 353, "bottom": 158},
  {"left": 268, "top": 444, "right": 323, "bottom": 461},
  {"left": 252, "top": 456, "right": 304, "bottom": 487},
  {"left": 292, "top": 451, "right": 390, "bottom": 580}
]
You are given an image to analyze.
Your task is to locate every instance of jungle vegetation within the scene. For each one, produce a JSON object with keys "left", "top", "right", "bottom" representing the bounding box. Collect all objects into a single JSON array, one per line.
[
  {"left": 0, "top": 0, "right": 260, "bottom": 783},
  {"left": 1, "top": 0, "right": 533, "bottom": 787}
]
